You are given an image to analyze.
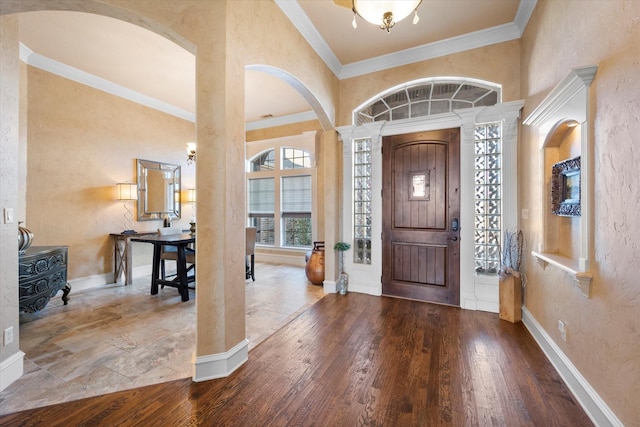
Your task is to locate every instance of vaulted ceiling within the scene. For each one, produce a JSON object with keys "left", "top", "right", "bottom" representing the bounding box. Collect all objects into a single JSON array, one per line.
[{"left": 17, "top": 1, "right": 534, "bottom": 128}]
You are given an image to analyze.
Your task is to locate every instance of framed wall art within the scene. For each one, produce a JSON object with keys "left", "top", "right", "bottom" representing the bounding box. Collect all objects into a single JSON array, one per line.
[{"left": 551, "top": 156, "right": 581, "bottom": 217}]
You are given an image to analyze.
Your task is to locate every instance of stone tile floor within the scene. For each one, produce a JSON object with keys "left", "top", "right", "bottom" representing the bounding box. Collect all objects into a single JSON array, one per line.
[{"left": 0, "top": 263, "right": 324, "bottom": 415}]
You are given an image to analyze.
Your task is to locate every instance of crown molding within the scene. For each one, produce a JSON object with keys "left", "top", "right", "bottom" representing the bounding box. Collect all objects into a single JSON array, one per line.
[
  {"left": 340, "top": 22, "right": 522, "bottom": 79},
  {"left": 281, "top": 1, "right": 535, "bottom": 80},
  {"left": 19, "top": 43, "right": 196, "bottom": 123},
  {"left": 245, "top": 110, "right": 317, "bottom": 131},
  {"left": 274, "top": 0, "right": 342, "bottom": 77},
  {"left": 514, "top": 0, "right": 537, "bottom": 34}
]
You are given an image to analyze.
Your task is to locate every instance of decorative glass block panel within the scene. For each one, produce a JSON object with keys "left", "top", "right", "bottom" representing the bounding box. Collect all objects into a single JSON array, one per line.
[
  {"left": 474, "top": 122, "right": 502, "bottom": 275},
  {"left": 353, "top": 138, "right": 372, "bottom": 264}
]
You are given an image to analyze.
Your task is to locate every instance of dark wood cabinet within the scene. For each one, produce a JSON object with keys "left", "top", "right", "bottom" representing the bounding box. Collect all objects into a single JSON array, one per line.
[{"left": 19, "top": 246, "right": 70, "bottom": 313}]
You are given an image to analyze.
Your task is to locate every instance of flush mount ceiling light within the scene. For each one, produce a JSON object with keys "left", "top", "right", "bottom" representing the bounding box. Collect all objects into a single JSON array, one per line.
[{"left": 351, "top": 0, "right": 422, "bottom": 32}]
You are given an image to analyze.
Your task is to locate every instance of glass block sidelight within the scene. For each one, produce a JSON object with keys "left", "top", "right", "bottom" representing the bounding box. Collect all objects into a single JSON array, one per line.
[
  {"left": 474, "top": 122, "right": 502, "bottom": 275},
  {"left": 353, "top": 138, "right": 372, "bottom": 264}
]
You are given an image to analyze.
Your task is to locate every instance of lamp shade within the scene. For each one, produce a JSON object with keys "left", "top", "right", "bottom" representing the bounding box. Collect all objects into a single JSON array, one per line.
[
  {"left": 116, "top": 183, "right": 138, "bottom": 201},
  {"left": 353, "top": 0, "right": 421, "bottom": 28},
  {"left": 187, "top": 188, "right": 196, "bottom": 203}
]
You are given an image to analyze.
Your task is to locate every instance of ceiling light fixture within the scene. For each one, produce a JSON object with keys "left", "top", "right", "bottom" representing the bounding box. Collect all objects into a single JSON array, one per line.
[{"left": 351, "top": 0, "right": 422, "bottom": 33}]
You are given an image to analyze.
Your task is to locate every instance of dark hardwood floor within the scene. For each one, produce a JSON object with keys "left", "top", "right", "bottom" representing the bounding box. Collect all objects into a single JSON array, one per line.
[{"left": 0, "top": 293, "right": 592, "bottom": 426}]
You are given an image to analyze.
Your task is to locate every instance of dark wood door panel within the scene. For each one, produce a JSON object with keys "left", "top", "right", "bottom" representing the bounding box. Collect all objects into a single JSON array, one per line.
[
  {"left": 391, "top": 141, "right": 447, "bottom": 230},
  {"left": 382, "top": 128, "right": 460, "bottom": 306},
  {"left": 391, "top": 243, "right": 446, "bottom": 286}
]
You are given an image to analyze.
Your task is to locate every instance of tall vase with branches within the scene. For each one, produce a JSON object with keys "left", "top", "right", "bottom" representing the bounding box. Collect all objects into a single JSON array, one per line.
[
  {"left": 499, "top": 229, "right": 525, "bottom": 323},
  {"left": 334, "top": 242, "right": 351, "bottom": 295}
]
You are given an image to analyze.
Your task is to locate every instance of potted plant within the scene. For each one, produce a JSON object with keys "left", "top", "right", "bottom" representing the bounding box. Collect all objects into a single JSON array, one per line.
[
  {"left": 334, "top": 242, "right": 351, "bottom": 295},
  {"left": 499, "top": 229, "right": 524, "bottom": 323}
]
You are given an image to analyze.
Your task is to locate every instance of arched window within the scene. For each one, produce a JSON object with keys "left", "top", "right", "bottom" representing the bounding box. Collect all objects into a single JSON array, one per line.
[
  {"left": 353, "top": 78, "right": 501, "bottom": 125},
  {"left": 251, "top": 149, "right": 275, "bottom": 171}
]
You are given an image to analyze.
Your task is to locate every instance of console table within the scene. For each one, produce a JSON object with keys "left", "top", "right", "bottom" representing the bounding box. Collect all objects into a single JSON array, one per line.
[
  {"left": 110, "top": 231, "right": 156, "bottom": 285},
  {"left": 19, "top": 246, "right": 71, "bottom": 313}
]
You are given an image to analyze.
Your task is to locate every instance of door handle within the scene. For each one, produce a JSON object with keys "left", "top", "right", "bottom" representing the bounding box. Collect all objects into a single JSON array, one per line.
[
  {"left": 451, "top": 217, "right": 459, "bottom": 232},
  {"left": 448, "top": 236, "right": 458, "bottom": 241}
]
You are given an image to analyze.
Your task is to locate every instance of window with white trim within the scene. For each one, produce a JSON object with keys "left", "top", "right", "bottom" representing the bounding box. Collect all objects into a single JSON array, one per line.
[
  {"left": 247, "top": 147, "right": 313, "bottom": 249},
  {"left": 354, "top": 78, "right": 501, "bottom": 125}
]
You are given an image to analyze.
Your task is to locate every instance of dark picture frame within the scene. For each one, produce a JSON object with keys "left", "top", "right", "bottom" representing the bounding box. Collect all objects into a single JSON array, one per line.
[{"left": 551, "top": 156, "right": 581, "bottom": 217}]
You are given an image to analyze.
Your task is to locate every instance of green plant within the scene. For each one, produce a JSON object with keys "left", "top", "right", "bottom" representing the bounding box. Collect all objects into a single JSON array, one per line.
[
  {"left": 334, "top": 242, "right": 351, "bottom": 277},
  {"left": 334, "top": 242, "right": 351, "bottom": 252}
]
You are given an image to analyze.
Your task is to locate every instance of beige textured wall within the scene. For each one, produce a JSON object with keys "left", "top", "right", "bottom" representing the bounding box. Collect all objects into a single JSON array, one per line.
[
  {"left": 520, "top": 1, "right": 640, "bottom": 424},
  {"left": 337, "top": 40, "right": 521, "bottom": 126},
  {"left": 25, "top": 66, "right": 195, "bottom": 279}
]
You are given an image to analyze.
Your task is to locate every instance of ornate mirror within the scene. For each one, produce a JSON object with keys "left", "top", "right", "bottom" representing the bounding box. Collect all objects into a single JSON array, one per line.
[{"left": 136, "top": 159, "right": 181, "bottom": 221}]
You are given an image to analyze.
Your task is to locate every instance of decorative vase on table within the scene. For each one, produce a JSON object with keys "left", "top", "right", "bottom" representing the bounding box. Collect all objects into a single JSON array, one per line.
[
  {"left": 305, "top": 241, "right": 325, "bottom": 285},
  {"left": 18, "top": 222, "right": 34, "bottom": 254}
]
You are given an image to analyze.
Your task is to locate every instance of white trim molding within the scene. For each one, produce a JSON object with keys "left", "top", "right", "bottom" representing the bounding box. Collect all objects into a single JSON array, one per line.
[
  {"left": 337, "top": 100, "right": 524, "bottom": 311},
  {"left": 525, "top": 65, "right": 597, "bottom": 297},
  {"left": 19, "top": 43, "right": 195, "bottom": 123},
  {"left": 193, "top": 339, "right": 249, "bottom": 382},
  {"left": 522, "top": 307, "right": 624, "bottom": 427},
  {"left": 0, "top": 350, "right": 25, "bottom": 392}
]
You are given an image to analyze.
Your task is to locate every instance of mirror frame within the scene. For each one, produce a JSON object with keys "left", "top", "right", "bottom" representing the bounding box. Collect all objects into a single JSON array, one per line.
[{"left": 136, "top": 159, "right": 181, "bottom": 221}]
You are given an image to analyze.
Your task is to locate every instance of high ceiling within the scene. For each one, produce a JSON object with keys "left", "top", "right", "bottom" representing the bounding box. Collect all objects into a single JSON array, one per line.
[{"left": 16, "top": 1, "right": 533, "bottom": 128}]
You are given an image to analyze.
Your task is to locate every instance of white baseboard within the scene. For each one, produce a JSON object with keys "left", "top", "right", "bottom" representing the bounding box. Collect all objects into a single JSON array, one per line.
[
  {"left": 522, "top": 307, "right": 623, "bottom": 427},
  {"left": 193, "top": 339, "right": 249, "bottom": 382},
  {"left": 323, "top": 280, "right": 337, "bottom": 294},
  {"left": 0, "top": 350, "right": 24, "bottom": 392},
  {"left": 256, "top": 252, "right": 306, "bottom": 267},
  {"left": 323, "top": 280, "right": 381, "bottom": 296},
  {"left": 67, "top": 265, "right": 154, "bottom": 292}
]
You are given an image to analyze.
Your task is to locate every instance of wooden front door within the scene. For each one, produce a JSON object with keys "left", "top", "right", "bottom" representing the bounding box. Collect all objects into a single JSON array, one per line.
[{"left": 382, "top": 128, "right": 460, "bottom": 305}]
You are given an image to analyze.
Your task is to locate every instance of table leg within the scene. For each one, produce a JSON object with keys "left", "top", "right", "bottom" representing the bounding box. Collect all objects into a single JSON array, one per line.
[
  {"left": 176, "top": 245, "right": 189, "bottom": 302},
  {"left": 125, "top": 236, "right": 133, "bottom": 285},
  {"left": 150, "top": 244, "right": 162, "bottom": 295},
  {"left": 61, "top": 283, "right": 71, "bottom": 305},
  {"left": 114, "top": 236, "right": 124, "bottom": 283}
]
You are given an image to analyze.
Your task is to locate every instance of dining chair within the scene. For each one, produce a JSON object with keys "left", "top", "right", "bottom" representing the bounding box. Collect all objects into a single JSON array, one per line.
[
  {"left": 246, "top": 227, "right": 257, "bottom": 281},
  {"left": 157, "top": 227, "right": 195, "bottom": 280}
]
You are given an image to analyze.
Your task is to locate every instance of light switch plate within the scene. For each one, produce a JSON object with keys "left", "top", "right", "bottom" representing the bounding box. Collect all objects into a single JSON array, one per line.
[{"left": 3, "top": 208, "right": 14, "bottom": 224}]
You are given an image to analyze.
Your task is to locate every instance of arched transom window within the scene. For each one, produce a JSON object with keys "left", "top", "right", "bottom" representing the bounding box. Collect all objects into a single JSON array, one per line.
[{"left": 353, "top": 78, "right": 501, "bottom": 125}]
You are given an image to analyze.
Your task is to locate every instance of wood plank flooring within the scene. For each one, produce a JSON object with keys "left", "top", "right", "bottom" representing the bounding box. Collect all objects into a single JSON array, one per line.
[{"left": 0, "top": 292, "right": 593, "bottom": 426}]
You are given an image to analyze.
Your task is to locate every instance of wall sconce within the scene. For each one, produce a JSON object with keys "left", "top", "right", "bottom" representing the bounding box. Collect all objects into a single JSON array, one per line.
[
  {"left": 116, "top": 183, "right": 138, "bottom": 234},
  {"left": 187, "top": 142, "right": 196, "bottom": 164}
]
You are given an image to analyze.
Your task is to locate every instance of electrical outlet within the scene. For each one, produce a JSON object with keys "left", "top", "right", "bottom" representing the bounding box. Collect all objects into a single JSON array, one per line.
[
  {"left": 4, "top": 327, "right": 14, "bottom": 345},
  {"left": 521, "top": 208, "right": 529, "bottom": 220},
  {"left": 558, "top": 320, "right": 567, "bottom": 342}
]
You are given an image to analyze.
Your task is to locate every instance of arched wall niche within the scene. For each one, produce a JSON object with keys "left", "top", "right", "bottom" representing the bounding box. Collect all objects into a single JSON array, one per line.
[{"left": 524, "top": 65, "right": 597, "bottom": 297}]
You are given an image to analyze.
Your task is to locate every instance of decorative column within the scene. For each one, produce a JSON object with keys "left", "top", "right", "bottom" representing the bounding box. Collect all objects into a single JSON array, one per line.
[
  {"left": 0, "top": 14, "right": 24, "bottom": 392},
  {"left": 193, "top": 1, "right": 248, "bottom": 381}
]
